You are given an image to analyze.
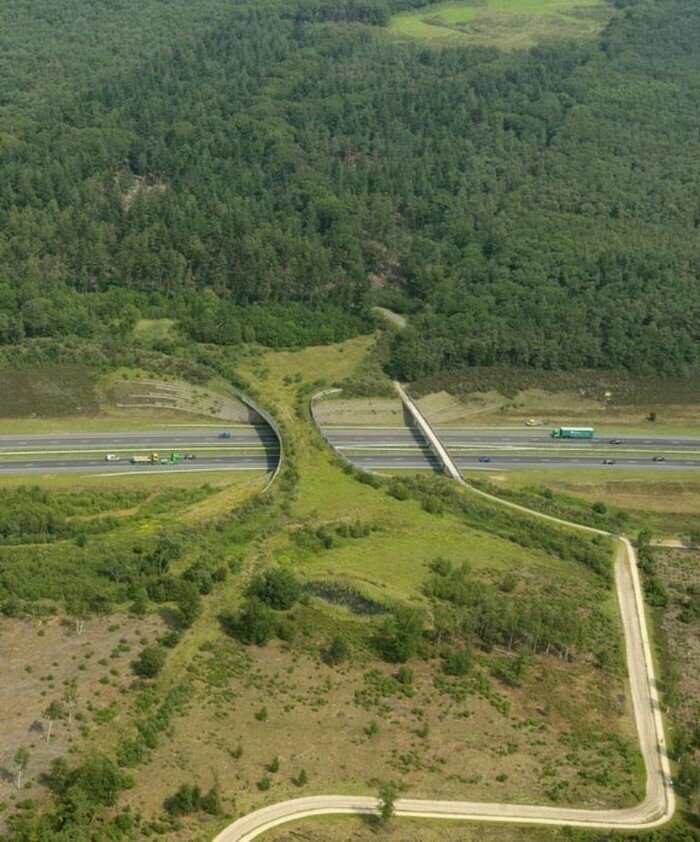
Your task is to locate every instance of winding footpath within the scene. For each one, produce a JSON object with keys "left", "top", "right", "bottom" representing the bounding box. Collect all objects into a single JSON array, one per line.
[{"left": 214, "top": 385, "right": 675, "bottom": 841}]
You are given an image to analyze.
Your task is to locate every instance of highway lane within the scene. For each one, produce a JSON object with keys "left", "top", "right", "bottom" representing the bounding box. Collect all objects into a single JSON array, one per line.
[
  {"left": 324, "top": 427, "right": 700, "bottom": 450},
  {"left": 321, "top": 425, "right": 700, "bottom": 471},
  {"left": 349, "top": 453, "right": 700, "bottom": 471},
  {"left": 0, "top": 429, "right": 277, "bottom": 453},
  {"left": 0, "top": 454, "right": 276, "bottom": 476}
]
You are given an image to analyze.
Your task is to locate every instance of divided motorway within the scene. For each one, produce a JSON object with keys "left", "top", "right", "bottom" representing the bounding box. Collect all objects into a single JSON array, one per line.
[
  {"left": 0, "top": 429, "right": 280, "bottom": 476},
  {"left": 322, "top": 427, "right": 700, "bottom": 472}
]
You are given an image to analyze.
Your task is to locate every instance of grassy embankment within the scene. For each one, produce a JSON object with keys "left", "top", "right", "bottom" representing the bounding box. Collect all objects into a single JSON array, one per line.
[{"left": 390, "top": 0, "right": 612, "bottom": 50}]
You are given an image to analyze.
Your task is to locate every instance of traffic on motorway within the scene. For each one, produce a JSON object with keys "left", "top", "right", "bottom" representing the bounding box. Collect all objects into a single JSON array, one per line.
[
  {"left": 320, "top": 425, "right": 700, "bottom": 472},
  {"left": 0, "top": 429, "right": 280, "bottom": 476}
]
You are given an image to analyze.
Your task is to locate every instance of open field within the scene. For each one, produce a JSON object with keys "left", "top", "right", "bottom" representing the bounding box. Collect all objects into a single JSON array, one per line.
[
  {"left": 477, "top": 470, "right": 700, "bottom": 537},
  {"left": 127, "top": 631, "right": 641, "bottom": 839},
  {"left": 132, "top": 318, "right": 178, "bottom": 345},
  {"left": 0, "top": 468, "right": 265, "bottom": 493},
  {"left": 389, "top": 0, "right": 611, "bottom": 50},
  {"left": 0, "top": 613, "right": 165, "bottom": 814},
  {"left": 647, "top": 546, "right": 700, "bottom": 819}
]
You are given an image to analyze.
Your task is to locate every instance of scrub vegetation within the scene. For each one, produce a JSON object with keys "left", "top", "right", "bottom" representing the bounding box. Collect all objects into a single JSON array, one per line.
[{"left": 0, "top": 341, "right": 654, "bottom": 839}]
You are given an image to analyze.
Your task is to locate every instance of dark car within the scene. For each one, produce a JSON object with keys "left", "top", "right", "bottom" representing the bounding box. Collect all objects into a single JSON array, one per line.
[
  {"left": 602, "top": 458, "right": 616, "bottom": 465},
  {"left": 652, "top": 455, "right": 666, "bottom": 462},
  {"left": 609, "top": 438, "right": 623, "bottom": 445},
  {"left": 183, "top": 453, "right": 197, "bottom": 460},
  {"left": 217, "top": 432, "right": 232, "bottom": 439},
  {"left": 478, "top": 456, "right": 492, "bottom": 463}
]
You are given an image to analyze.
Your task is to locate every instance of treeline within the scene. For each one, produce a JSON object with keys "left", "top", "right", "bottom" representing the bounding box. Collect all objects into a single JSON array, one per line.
[{"left": 0, "top": 0, "right": 698, "bottom": 372}]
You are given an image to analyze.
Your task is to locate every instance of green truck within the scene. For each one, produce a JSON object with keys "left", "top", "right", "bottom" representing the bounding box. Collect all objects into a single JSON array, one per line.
[{"left": 551, "top": 427, "right": 595, "bottom": 439}]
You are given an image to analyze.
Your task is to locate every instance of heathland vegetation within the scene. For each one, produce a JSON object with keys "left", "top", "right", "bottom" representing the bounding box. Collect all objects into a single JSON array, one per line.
[{"left": 2, "top": 339, "right": 675, "bottom": 838}]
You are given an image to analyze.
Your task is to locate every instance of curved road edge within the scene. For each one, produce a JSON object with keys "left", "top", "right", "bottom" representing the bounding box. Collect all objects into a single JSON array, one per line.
[
  {"left": 213, "top": 383, "right": 674, "bottom": 841},
  {"left": 225, "top": 385, "right": 283, "bottom": 492}
]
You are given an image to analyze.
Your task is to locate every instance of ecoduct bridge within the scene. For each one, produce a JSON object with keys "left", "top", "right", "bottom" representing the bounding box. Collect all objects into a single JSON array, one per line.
[{"left": 213, "top": 383, "right": 675, "bottom": 841}]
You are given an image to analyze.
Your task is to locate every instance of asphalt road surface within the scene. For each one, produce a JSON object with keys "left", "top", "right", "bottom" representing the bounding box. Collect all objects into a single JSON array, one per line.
[
  {"left": 0, "top": 454, "right": 277, "bottom": 476},
  {"left": 349, "top": 453, "right": 700, "bottom": 471},
  {"left": 0, "top": 429, "right": 277, "bottom": 452},
  {"left": 325, "top": 427, "right": 700, "bottom": 449},
  {"left": 0, "top": 428, "right": 279, "bottom": 477},
  {"left": 321, "top": 426, "right": 700, "bottom": 471}
]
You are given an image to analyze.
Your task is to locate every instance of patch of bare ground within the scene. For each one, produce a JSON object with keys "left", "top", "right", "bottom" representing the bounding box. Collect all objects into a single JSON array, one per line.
[
  {"left": 0, "top": 613, "right": 163, "bottom": 812},
  {"left": 121, "top": 636, "right": 640, "bottom": 837},
  {"left": 118, "top": 173, "right": 168, "bottom": 211},
  {"left": 654, "top": 548, "right": 699, "bottom": 732}
]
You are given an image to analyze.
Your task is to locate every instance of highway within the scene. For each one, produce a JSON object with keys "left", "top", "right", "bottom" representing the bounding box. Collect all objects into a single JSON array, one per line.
[
  {"left": 0, "top": 454, "right": 277, "bottom": 476},
  {"left": 321, "top": 426, "right": 700, "bottom": 471},
  {"left": 325, "top": 428, "right": 700, "bottom": 449},
  {"left": 0, "top": 429, "right": 277, "bottom": 453},
  {"left": 0, "top": 429, "right": 279, "bottom": 477},
  {"left": 349, "top": 453, "right": 700, "bottom": 471}
]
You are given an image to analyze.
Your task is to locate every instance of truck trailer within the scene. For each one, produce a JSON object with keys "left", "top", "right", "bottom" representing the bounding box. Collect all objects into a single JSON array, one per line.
[
  {"left": 130, "top": 452, "right": 181, "bottom": 465},
  {"left": 550, "top": 427, "right": 595, "bottom": 439}
]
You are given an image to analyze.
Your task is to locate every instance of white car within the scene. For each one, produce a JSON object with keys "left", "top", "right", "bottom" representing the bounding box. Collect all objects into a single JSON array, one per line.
[{"left": 105, "top": 454, "right": 120, "bottom": 462}]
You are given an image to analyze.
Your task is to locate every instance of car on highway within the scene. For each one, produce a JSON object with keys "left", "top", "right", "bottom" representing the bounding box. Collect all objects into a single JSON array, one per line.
[
  {"left": 652, "top": 455, "right": 666, "bottom": 462},
  {"left": 218, "top": 432, "right": 232, "bottom": 439},
  {"left": 104, "top": 454, "right": 120, "bottom": 461},
  {"left": 183, "top": 453, "right": 197, "bottom": 460},
  {"left": 478, "top": 456, "right": 492, "bottom": 463},
  {"left": 609, "top": 438, "right": 623, "bottom": 445},
  {"left": 602, "top": 458, "right": 616, "bottom": 465}
]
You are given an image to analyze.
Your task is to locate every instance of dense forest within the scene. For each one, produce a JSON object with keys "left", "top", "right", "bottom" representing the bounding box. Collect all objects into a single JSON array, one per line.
[{"left": 0, "top": 0, "right": 698, "bottom": 373}]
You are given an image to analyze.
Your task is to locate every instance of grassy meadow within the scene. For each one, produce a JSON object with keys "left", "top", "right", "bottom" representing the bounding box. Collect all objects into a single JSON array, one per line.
[{"left": 389, "top": 0, "right": 612, "bottom": 49}]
